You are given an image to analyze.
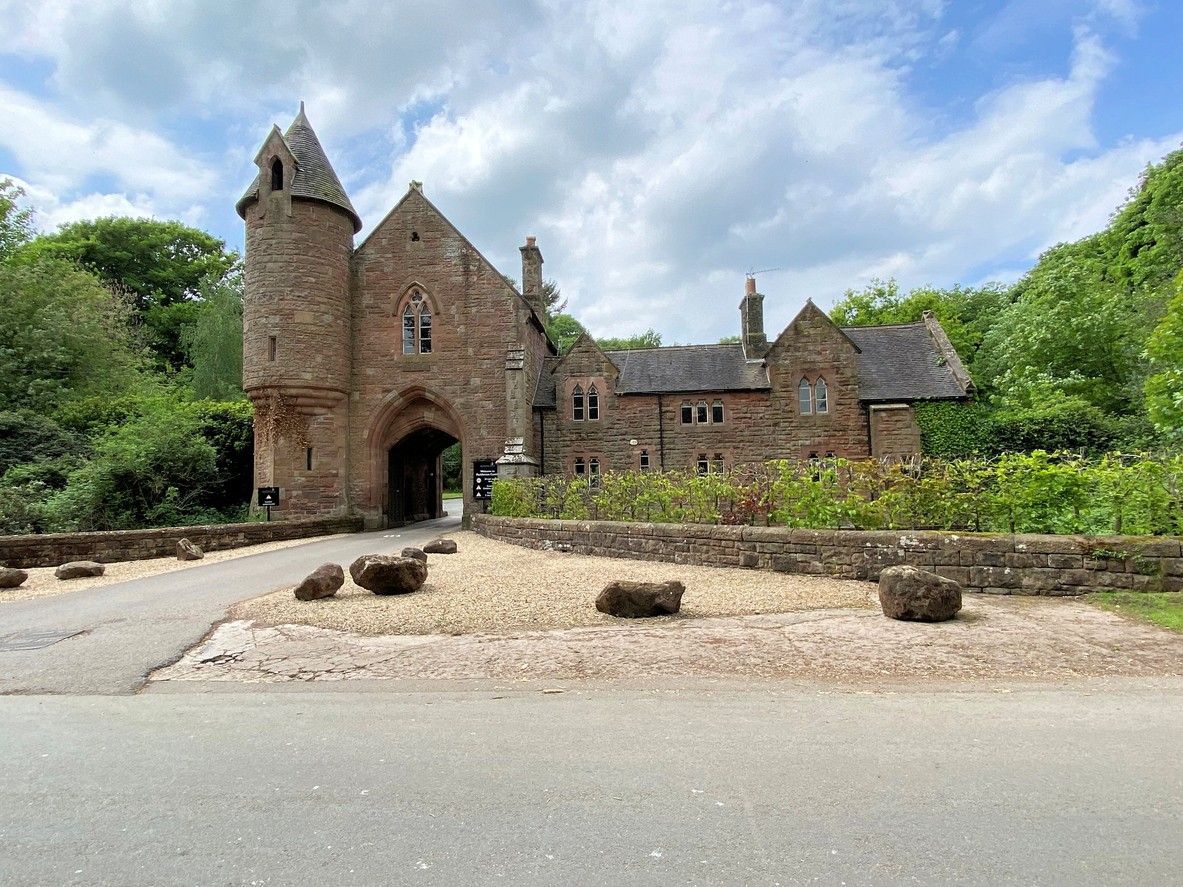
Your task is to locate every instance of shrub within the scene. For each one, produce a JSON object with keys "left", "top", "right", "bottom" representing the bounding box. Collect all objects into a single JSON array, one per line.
[{"left": 489, "top": 452, "right": 1183, "bottom": 536}]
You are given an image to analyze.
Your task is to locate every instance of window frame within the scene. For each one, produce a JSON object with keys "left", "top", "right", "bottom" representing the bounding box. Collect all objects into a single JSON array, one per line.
[
  {"left": 696, "top": 454, "right": 709, "bottom": 475},
  {"left": 711, "top": 399, "right": 724, "bottom": 424},
  {"left": 399, "top": 288, "right": 435, "bottom": 356},
  {"left": 814, "top": 378, "right": 828, "bottom": 414},
  {"left": 680, "top": 402, "right": 693, "bottom": 424},
  {"left": 639, "top": 449, "right": 650, "bottom": 471},
  {"left": 574, "top": 457, "right": 586, "bottom": 476},
  {"left": 587, "top": 384, "right": 599, "bottom": 421},
  {"left": 696, "top": 401, "right": 708, "bottom": 424},
  {"left": 798, "top": 378, "right": 813, "bottom": 414},
  {"left": 572, "top": 384, "right": 585, "bottom": 422}
]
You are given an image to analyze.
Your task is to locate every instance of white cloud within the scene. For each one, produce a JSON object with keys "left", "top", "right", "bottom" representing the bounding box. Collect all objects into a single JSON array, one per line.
[{"left": 0, "top": 0, "right": 1178, "bottom": 345}]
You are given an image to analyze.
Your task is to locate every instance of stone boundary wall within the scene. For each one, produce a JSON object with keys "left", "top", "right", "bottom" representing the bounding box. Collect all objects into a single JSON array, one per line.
[
  {"left": 0, "top": 516, "right": 363, "bottom": 569},
  {"left": 474, "top": 515, "right": 1183, "bottom": 596}
]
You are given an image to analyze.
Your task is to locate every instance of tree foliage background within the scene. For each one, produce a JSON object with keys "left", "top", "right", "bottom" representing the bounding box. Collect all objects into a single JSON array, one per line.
[
  {"left": 0, "top": 180, "right": 250, "bottom": 533},
  {"left": 831, "top": 147, "right": 1183, "bottom": 452}
]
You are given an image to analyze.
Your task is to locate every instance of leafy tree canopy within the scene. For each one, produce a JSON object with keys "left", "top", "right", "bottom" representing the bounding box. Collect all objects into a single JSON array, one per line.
[
  {"left": 182, "top": 271, "right": 245, "bottom": 401},
  {"left": 597, "top": 329, "right": 663, "bottom": 351},
  {"left": 0, "top": 178, "right": 34, "bottom": 260},
  {"left": 17, "top": 217, "right": 239, "bottom": 369},
  {"left": 0, "top": 259, "right": 143, "bottom": 413}
]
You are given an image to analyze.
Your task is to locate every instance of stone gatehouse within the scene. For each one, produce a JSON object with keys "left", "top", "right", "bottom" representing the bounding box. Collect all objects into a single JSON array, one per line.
[{"left": 237, "top": 106, "right": 973, "bottom": 527}]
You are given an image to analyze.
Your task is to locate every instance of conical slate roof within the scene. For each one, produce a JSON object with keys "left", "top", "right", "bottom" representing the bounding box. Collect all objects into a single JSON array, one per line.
[{"left": 236, "top": 105, "right": 362, "bottom": 232}]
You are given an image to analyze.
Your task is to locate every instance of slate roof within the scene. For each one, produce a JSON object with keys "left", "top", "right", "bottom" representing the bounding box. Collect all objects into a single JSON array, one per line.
[
  {"left": 532, "top": 322, "right": 970, "bottom": 408},
  {"left": 236, "top": 106, "right": 362, "bottom": 232},
  {"left": 843, "top": 323, "right": 970, "bottom": 402}
]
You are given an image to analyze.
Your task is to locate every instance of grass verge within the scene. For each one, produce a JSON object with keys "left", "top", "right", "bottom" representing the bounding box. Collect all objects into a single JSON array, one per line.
[{"left": 1092, "top": 592, "right": 1183, "bottom": 632}]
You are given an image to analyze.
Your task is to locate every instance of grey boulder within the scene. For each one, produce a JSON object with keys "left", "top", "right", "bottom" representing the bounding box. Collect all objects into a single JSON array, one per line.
[
  {"left": 0, "top": 567, "right": 29, "bottom": 589},
  {"left": 878, "top": 565, "right": 962, "bottom": 622},
  {"left": 596, "top": 580, "right": 685, "bottom": 618},
  {"left": 423, "top": 538, "right": 458, "bottom": 555},
  {"left": 349, "top": 554, "right": 427, "bottom": 595},
  {"left": 177, "top": 538, "right": 204, "bottom": 561},
  {"left": 294, "top": 563, "right": 345, "bottom": 601},
  {"left": 401, "top": 547, "right": 428, "bottom": 562},
  {"left": 55, "top": 561, "right": 105, "bottom": 580}
]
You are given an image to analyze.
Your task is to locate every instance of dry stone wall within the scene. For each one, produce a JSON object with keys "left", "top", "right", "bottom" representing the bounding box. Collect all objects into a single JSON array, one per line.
[
  {"left": 474, "top": 515, "right": 1183, "bottom": 596},
  {"left": 0, "top": 517, "right": 362, "bottom": 569}
]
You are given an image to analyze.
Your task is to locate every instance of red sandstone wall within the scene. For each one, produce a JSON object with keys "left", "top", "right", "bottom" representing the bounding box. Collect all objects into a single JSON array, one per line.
[{"left": 349, "top": 189, "right": 549, "bottom": 524}]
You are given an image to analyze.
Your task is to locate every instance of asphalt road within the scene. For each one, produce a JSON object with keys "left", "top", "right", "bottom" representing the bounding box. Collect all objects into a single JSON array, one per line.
[
  {"left": 0, "top": 516, "right": 461, "bottom": 695},
  {"left": 2, "top": 683, "right": 1181, "bottom": 886}
]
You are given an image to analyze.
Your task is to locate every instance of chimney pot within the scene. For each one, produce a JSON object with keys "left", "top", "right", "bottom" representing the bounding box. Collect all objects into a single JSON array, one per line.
[
  {"left": 526, "top": 236, "right": 536, "bottom": 247},
  {"left": 745, "top": 276, "right": 757, "bottom": 296}
]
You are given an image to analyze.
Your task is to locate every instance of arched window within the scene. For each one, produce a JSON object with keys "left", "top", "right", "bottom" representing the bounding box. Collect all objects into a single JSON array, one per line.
[
  {"left": 696, "top": 401, "right": 708, "bottom": 424},
  {"left": 400, "top": 289, "right": 436, "bottom": 355},
  {"left": 587, "top": 384, "right": 600, "bottom": 421},
  {"left": 814, "top": 378, "right": 829, "bottom": 414},
  {"left": 798, "top": 378, "right": 813, "bottom": 414},
  {"left": 572, "top": 385, "right": 585, "bottom": 421},
  {"left": 270, "top": 158, "right": 284, "bottom": 191},
  {"left": 589, "top": 458, "right": 601, "bottom": 487},
  {"left": 639, "top": 449, "right": 650, "bottom": 471},
  {"left": 680, "top": 402, "right": 693, "bottom": 424},
  {"left": 418, "top": 305, "right": 432, "bottom": 354},
  {"left": 712, "top": 400, "right": 724, "bottom": 423},
  {"left": 402, "top": 304, "right": 416, "bottom": 354}
]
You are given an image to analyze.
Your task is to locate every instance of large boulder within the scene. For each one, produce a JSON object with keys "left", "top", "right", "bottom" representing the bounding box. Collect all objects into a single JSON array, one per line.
[
  {"left": 878, "top": 565, "right": 962, "bottom": 622},
  {"left": 349, "top": 555, "right": 427, "bottom": 596},
  {"left": 177, "top": 538, "right": 204, "bottom": 561},
  {"left": 0, "top": 567, "right": 28, "bottom": 589},
  {"left": 401, "top": 547, "right": 428, "bottom": 562},
  {"left": 596, "top": 580, "right": 685, "bottom": 618},
  {"left": 423, "top": 538, "right": 458, "bottom": 555},
  {"left": 294, "top": 563, "right": 345, "bottom": 601},
  {"left": 55, "top": 561, "right": 105, "bottom": 580}
]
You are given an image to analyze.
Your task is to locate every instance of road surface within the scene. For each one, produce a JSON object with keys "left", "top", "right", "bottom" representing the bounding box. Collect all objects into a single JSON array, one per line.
[{"left": 0, "top": 516, "right": 460, "bottom": 694}]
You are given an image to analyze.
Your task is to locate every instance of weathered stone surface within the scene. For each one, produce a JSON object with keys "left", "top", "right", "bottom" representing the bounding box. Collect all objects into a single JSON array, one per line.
[
  {"left": 0, "top": 567, "right": 28, "bottom": 589},
  {"left": 177, "top": 538, "right": 204, "bottom": 561},
  {"left": 294, "top": 563, "right": 344, "bottom": 601},
  {"left": 55, "top": 561, "right": 105, "bottom": 580},
  {"left": 401, "top": 547, "right": 428, "bottom": 562},
  {"left": 595, "top": 580, "right": 685, "bottom": 618},
  {"left": 349, "top": 555, "right": 427, "bottom": 595},
  {"left": 878, "top": 565, "right": 962, "bottom": 622},
  {"left": 423, "top": 538, "right": 458, "bottom": 555}
]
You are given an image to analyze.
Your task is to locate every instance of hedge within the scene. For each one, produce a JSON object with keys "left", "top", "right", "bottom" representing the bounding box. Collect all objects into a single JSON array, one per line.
[{"left": 491, "top": 452, "right": 1183, "bottom": 536}]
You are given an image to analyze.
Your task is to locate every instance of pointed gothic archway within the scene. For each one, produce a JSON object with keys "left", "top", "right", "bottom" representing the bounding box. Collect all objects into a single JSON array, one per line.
[{"left": 366, "top": 386, "right": 467, "bottom": 527}]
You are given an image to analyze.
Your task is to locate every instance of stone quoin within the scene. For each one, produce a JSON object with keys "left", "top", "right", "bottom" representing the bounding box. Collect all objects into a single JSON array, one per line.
[{"left": 238, "top": 105, "right": 973, "bottom": 528}]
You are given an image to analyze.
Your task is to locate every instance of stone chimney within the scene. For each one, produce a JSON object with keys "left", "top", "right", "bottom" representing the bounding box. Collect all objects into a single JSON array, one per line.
[
  {"left": 520, "top": 236, "right": 545, "bottom": 317},
  {"left": 740, "top": 276, "right": 768, "bottom": 359}
]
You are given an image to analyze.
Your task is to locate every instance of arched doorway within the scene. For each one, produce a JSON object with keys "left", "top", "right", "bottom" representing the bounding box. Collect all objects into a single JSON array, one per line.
[
  {"left": 366, "top": 386, "right": 467, "bottom": 528},
  {"left": 387, "top": 426, "right": 457, "bottom": 524}
]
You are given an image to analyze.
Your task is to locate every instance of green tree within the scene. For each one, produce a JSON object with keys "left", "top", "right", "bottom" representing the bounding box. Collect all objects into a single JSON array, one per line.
[
  {"left": 598, "top": 329, "right": 663, "bottom": 351},
  {"left": 1145, "top": 274, "right": 1183, "bottom": 439},
  {"left": 0, "top": 259, "right": 142, "bottom": 413},
  {"left": 182, "top": 271, "right": 244, "bottom": 401},
  {"left": 546, "top": 312, "right": 586, "bottom": 354},
  {"left": 18, "top": 217, "right": 239, "bottom": 369},
  {"left": 0, "top": 178, "right": 34, "bottom": 260},
  {"left": 830, "top": 278, "right": 1007, "bottom": 371}
]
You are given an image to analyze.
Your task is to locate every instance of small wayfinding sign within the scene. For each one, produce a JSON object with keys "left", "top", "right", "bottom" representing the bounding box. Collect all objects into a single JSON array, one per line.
[
  {"left": 257, "top": 486, "right": 280, "bottom": 520},
  {"left": 473, "top": 460, "right": 497, "bottom": 501}
]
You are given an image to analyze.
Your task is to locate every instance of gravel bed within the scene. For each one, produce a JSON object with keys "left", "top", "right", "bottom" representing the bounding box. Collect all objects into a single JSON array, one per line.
[
  {"left": 232, "top": 530, "right": 877, "bottom": 635},
  {"left": 2, "top": 535, "right": 342, "bottom": 603}
]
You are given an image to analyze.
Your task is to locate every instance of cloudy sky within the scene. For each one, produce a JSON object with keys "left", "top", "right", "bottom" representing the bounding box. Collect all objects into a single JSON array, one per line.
[{"left": 2, "top": 0, "right": 1181, "bottom": 344}]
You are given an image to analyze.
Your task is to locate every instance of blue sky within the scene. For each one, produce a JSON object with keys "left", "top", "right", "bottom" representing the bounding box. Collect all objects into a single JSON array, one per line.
[{"left": 1, "top": 0, "right": 1180, "bottom": 344}]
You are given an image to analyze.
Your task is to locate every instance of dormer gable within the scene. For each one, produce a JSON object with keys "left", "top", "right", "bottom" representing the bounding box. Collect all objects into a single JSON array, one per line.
[{"left": 766, "top": 299, "right": 860, "bottom": 363}]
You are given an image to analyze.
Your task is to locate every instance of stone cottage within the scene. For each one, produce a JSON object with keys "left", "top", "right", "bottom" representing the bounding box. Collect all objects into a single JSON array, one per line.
[{"left": 237, "top": 106, "right": 973, "bottom": 527}]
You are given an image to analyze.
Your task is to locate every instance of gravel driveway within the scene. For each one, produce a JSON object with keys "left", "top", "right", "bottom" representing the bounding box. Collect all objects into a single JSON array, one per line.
[{"left": 231, "top": 529, "right": 876, "bottom": 635}]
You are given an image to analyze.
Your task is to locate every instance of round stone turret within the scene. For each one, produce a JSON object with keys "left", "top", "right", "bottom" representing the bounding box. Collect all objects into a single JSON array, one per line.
[{"left": 237, "top": 105, "right": 359, "bottom": 407}]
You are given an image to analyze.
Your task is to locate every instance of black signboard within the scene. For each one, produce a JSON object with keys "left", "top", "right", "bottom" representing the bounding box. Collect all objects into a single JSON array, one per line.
[
  {"left": 257, "top": 486, "right": 280, "bottom": 507},
  {"left": 473, "top": 460, "right": 497, "bottom": 501}
]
